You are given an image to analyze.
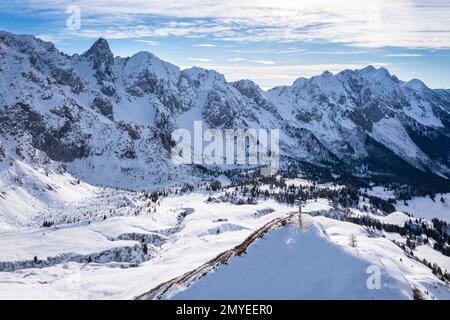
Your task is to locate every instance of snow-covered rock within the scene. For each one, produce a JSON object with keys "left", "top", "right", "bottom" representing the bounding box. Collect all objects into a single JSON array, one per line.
[{"left": 1, "top": 31, "right": 450, "bottom": 191}]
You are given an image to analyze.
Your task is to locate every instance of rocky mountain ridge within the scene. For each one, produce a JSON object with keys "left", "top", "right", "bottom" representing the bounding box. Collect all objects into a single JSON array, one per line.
[{"left": 1, "top": 31, "right": 450, "bottom": 191}]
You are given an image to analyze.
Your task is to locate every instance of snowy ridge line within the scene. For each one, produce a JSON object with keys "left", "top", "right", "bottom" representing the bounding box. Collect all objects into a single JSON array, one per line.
[
  {"left": 134, "top": 214, "right": 295, "bottom": 300},
  {"left": 1, "top": 31, "right": 450, "bottom": 190}
]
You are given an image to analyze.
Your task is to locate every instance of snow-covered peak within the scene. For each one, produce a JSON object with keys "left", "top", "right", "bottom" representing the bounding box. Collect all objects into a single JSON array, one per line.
[
  {"left": 321, "top": 70, "right": 334, "bottom": 78},
  {"left": 232, "top": 79, "right": 258, "bottom": 89},
  {"left": 181, "top": 66, "right": 226, "bottom": 84},
  {"left": 358, "top": 65, "right": 377, "bottom": 74},
  {"left": 79, "top": 37, "right": 116, "bottom": 86},
  {"left": 402, "top": 79, "right": 429, "bottom": 92},
  {"left": 354, "top": 66, "right": 397, "bottom": 84},
  {"left": 310, "top": 71, "right": 341, "bottom": 87},
  {"left": 292, "top": 77, "right": 308, "bottom": 88},
  {"left": 1, "top": 30, "right": 450, "bottom": 187},
  {"left": 82, "top": 38, "right": 113, "bottom": 61},
  {"left": 120, "top": 51, "right": 180, "bottom": 84},
  {"left": 0, "top": 30, "right": 58, "bottom": 57},
  {"left": 231, "top": 79, "right": 264, "bottom": 95},
  {"left": 372, "top": 67, "right": 393, "bottom": 80},
  {"left": 334, "top": 65, "right": 392, "bottom": 82}
]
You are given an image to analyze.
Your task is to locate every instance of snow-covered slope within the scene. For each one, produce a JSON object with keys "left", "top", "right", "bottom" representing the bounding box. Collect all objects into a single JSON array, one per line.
[
  {"left": 267, "top": 67, "right": 450, "bottom": 184},
  {"left": 396, "top": 193, "right": 450, "bottom": 223},
  {"left": 0, "top": 175, "right": 449, "bottom": 300},
  {"left": 0, "top": 190, "right": 295, "bottom": 299},
  {"left": 1, "top": 31, "right": 450, "bottom": 300},
  {"left": 164, "top": 217, "right": 450, "bottom": 300},
  {"left": 1, "top": 31, "right": 450, "bottom": 193}
]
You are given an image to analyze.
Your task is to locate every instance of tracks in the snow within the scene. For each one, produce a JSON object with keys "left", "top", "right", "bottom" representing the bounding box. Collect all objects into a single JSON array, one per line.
[{"left": 134, "top": 214, "right": 295, "bottom": 300}]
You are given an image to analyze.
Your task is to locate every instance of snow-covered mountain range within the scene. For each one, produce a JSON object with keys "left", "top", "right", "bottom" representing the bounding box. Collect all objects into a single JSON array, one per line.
[
  {"left": 1, "top": 30, "right": 450, "bottom": 192},
  {"left": 3, "top": 30, "right": 450, "bottom": 301}
]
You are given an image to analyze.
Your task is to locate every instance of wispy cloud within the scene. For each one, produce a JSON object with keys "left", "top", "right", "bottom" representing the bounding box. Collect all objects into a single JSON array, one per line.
[
  {"left": 189, "top": 58, "right": 213, "bottom": 62},
  {"left": 193, "top": 43, "right": 216, "bottom": 47},
  {"left": 11, "top": 0, "right": 450, "bottom": 48},
  {"left": 135, "top": 39, "right": 159, "bottom": 46},
  {"left": 250, "top": 60, "right": 275, "bottom": 65},
  {"left": 2, "top": 1, "right": 449, "bottom": 89},
  {"left": 276, "top": 49, "right": 306, "bottom": 54},
  {"left": 36, "top": 34, "right": 60, "bottom": 43},
  {"left": 384, "top": 53, "right": 423, "bottom": 57},
  {"left": 227, "top": 57, "right": 245, "bottom": 62},
  {"left": 303, "top": 50, "right": 371, "bottom": 55}
]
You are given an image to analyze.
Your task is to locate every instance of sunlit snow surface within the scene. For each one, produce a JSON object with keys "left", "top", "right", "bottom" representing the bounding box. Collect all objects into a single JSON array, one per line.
[
  {"left": 0, "top": 161, "right": 449, "bottom": 299},
  {"left": 396, "top": 194, "right": 450, "bottom": 223},
  {"left": 169, "top": 223, "right": 431, "bottom": 300}
]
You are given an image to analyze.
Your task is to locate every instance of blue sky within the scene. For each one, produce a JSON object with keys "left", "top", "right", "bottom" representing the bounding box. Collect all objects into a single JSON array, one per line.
[{"left": 1, "top": 0, "right": 450, "bottom": 89}]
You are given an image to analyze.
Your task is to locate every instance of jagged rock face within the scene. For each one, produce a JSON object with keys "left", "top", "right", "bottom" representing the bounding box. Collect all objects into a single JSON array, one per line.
[
  {"left": 51, "top": 67, "right": 85, "bottom": 94},
  {"left": 203, "top": 90, "right": 237, "bottom": 127},
  {"left": 266, "top": 67, "right": 450, "bottom": 181},
  {"left": 120, "top": 52, "right": 182, "bottom": 113},
  {"left": 0, "top": 31, "right": 450, "bottom": 189},
  {"left": 91, "top": 96, "right": 113, "bottom": 120},
  {"left": 81, "top": 38, "right": 115, "bottom": 85},
  {"left": 0, "top": 102, "right": 90, "bottom": 162},
  {"left": 232, "top": 80, "right": 281, "bottom": 119}
]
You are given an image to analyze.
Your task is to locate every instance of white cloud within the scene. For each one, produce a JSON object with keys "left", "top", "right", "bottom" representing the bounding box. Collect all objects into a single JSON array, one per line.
[
  {"left": 276, "top": 49, "right": 306, "bottom": 54},
  {"left": 250, "top": 60, "right": 275, "bottom": 65},
  {"left": 227, "top": 57, "right": 245, "bottom": 62},
  {"left": 35, "top": 34, "right": 61, "bottom": 43},
  {"left": 188, "top": 58, "right": 213, "bottom": 62},
  {"left": 384, "top": 53, "right": 423, "bottom": 57},
  {"left": 303, "top": 50, "right": 372, "bottom": 55},
  {"left": 11, "top": 0, "right": 450, "bottom": 48},
  {"left": 193, "top": 43, "right": 216, "bottom": 47},
  {"left": 135, "top": 39, "right": 159, "bottom": 46}
]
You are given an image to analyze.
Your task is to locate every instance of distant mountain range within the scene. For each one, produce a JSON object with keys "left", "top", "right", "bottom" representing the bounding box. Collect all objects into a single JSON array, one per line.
[{"left": 1, "top": 31, "right": 450, "bottom": 191}]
